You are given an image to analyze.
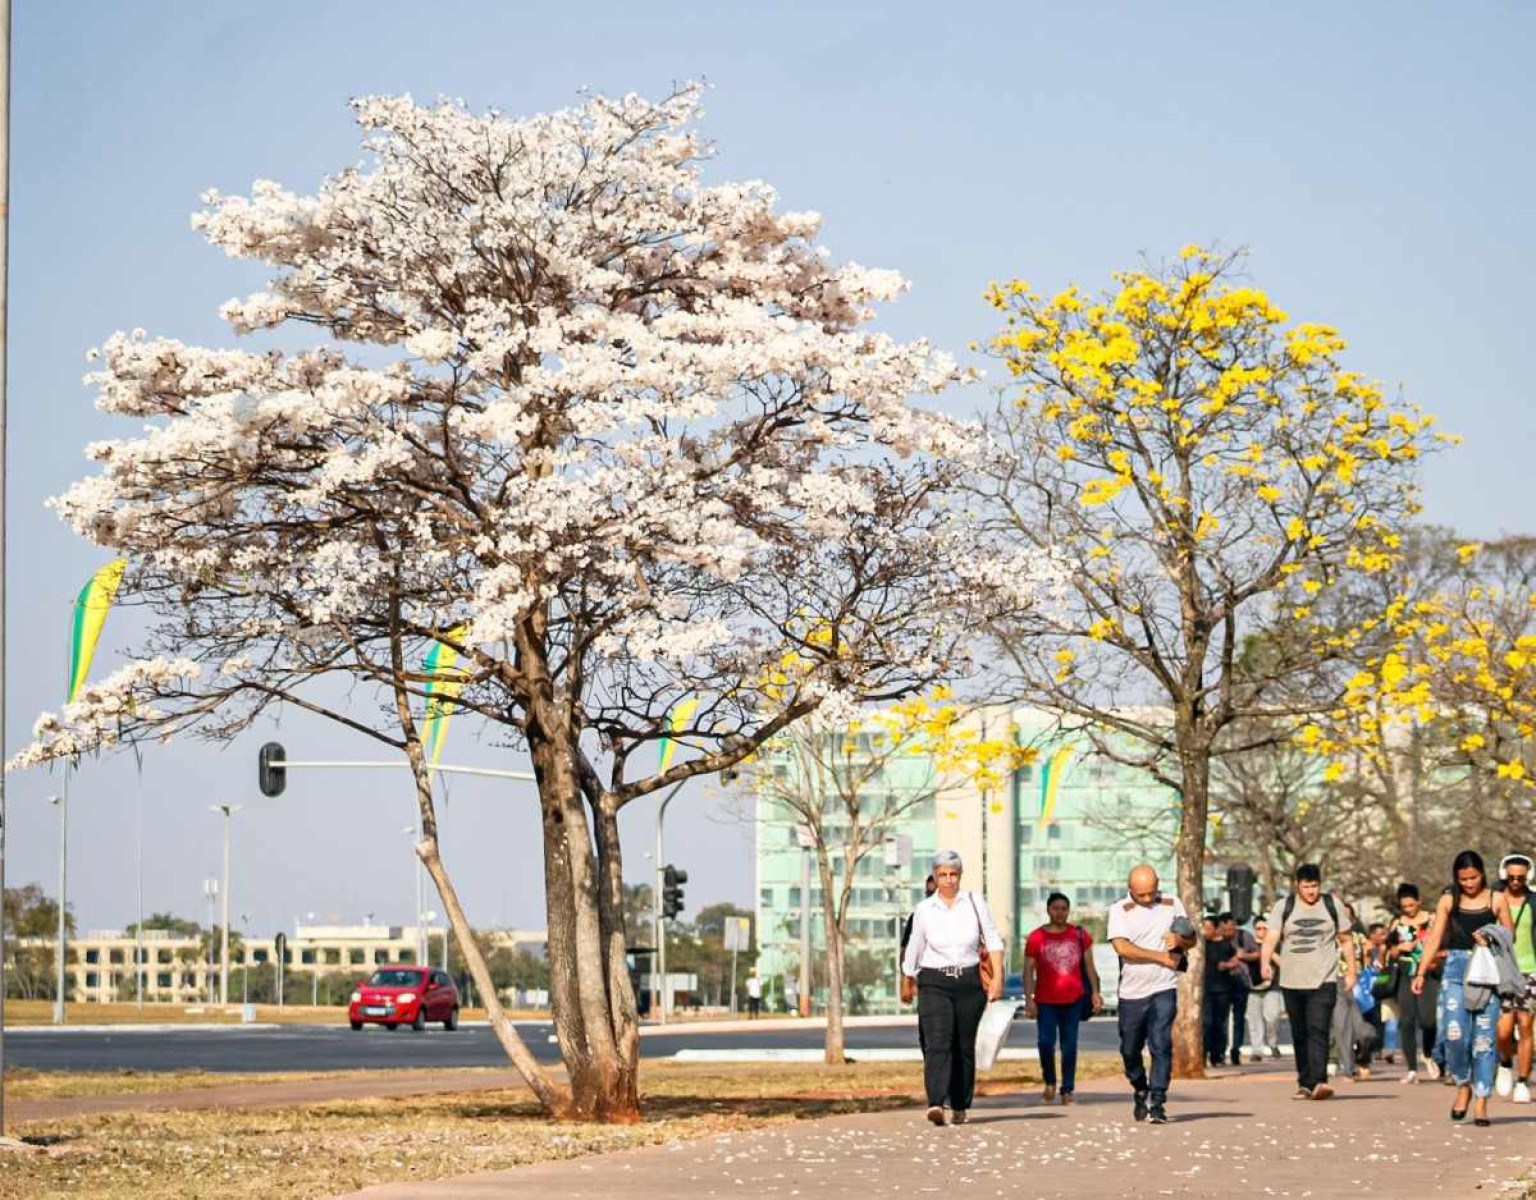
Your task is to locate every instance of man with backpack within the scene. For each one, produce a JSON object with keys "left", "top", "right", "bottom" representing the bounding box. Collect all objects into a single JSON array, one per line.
[{"left": 1260, "top": 863, "right": 1359, "bottom": 1100}]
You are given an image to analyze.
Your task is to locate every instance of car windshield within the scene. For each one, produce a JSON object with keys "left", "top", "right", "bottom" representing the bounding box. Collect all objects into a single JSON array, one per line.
[{"left": 367, "top": 970, "right": 424, "bottom": 987}]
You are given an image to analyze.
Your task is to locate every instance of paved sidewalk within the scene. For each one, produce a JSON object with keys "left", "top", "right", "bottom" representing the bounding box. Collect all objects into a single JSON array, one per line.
[{"left": 341, "top": 1062, "right": 1536, "bottom": 1200}]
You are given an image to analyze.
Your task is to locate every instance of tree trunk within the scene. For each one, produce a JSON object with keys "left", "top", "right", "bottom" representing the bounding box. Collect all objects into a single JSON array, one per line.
[
  {"left": 392, "top": 691, "right": 570, "bottom": 1115},
  {"left": 1172, "top": 738, "right": 1210, "bottom": 1080},
  {"left": 528, "top": 721, "right": 639, "bottom": 1121},
  {"left": 814, "top": 852, "right": 848, "bottom": 1064},
  {"left": 592, "top": 794, "right": 641, "bottom": 1116},
  {"left": 417, "top": 836, "right": 568, "bottom": 1115}
]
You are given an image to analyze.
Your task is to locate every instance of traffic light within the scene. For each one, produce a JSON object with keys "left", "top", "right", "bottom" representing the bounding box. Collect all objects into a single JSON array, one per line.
[
  {"left": 1226, "top": 863, "right": 1257, "bottom": 925},
  {"left": 258, "top": 742, "right": 287, "bottom": 797},
  {"left": 661, "top": 864, "right": 688, "bottom": 920}
]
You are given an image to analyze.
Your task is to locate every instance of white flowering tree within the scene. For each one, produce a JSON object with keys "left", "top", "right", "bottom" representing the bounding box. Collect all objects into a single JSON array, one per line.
[{"left": 9, "top": 87, "right": 1003, "bottom": 1119}]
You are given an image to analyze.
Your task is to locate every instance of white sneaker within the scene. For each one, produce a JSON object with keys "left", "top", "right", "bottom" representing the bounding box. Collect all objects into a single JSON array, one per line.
[
  {"left": 1400, "top": 1071, "right": 1418, "bottom": 1084},
  {"left": 1497, "top": 1065, "right": 1514, "bottom": 1097},
  {"left": 1514, "top": 1081, "right": 1532, "bottom": 1104}
]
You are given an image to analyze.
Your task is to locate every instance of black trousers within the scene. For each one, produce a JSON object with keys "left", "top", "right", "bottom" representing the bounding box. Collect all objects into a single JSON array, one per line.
[
  {"left": 1229, "top": 988, "right": 1250, "bottom": 1057},
  {"left": 1282, "top": 983, "right": 1337, "bottom": 1090},
  {"left": 1203, "top": 987, "right": 1234, "bottom": 1062},
  {"left": 1395, "top": 971, "right": 1439, "bottom": 1071},
  {"left": 917, "top": 967, "right": 986, "bottom": 1110}
]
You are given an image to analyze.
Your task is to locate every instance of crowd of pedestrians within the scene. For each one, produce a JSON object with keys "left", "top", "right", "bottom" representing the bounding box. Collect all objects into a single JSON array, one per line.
[{"left": 901, "top": 846, "right": 1536, "bottom": 1129}]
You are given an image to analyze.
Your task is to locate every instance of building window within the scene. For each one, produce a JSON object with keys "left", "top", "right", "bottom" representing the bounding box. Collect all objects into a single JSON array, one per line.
[
  {"left": 375, "top": 950, "right": 389, "bottom": 964},
  {"left": 109, "top": 949, "right": 125, "bottom": 965},
  {"left": 85, "top": 949, "right": 100, "bottom": 964},
  {"left": 157, "top": 973, "right": 172, "bottom": 988},
  {"left": 349, "top": 948, "right": 365, "bottom": 965},
  {"left": 157, "top": 949, "right": 173, "bottom": 964},
  {"left": 253, "top": 948, "right": 268, "bottom": 964},
  {"left": 1019, "top": 764, "right": 1035, "bottom": 782},
  {"left": 85, "top": 972, "right": 99, "bottom": 988},
  {"left": 301, "top": 949, "right": 316, "bottom": 965},
  {"left": 326, "top": 949, "right": 341, "bottom": 965},
  {"left": 1019, "top": 825, "right": 1034, "bottom": 845},
  {"left": 1047, "top": 825, "right": 1063, "bottom": 842},
  {"left": 788, "top": 887, "right": 801, "bottom": 908}
]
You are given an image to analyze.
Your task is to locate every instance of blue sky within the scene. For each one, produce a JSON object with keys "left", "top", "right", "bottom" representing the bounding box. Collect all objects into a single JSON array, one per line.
[{"left": 5, "top": 0, "right": 1533, "bottom": 935}]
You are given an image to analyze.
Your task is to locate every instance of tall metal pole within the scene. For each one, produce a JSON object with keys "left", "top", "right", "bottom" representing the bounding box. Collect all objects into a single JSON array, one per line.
[
  {"left": 212, "top": 804, "right": 241, "bottom": 1005},
  {"left": 653, "top": 781, "right": 684, "bottom": 1024},
  {"left": 0, "top": 0, "right": 11, "bottom": 1139},
  {"left": 799, "top": 845, "right": 812, "bottom": 1017},
  {"left": 52, "top": 779, "right": 69, "bottom": 1023},
  {"left": 135, "top": 785, "right": 144, "bottom": 1007}
]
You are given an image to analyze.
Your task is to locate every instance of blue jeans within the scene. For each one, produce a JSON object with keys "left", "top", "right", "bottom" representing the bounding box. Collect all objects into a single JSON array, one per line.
[
  {"left": 1037, "top": 1001, "right": 1082, "bottom": 1093},
  {"left": 1118, "top": 988, "right": 1176, "bottom": 1103},
  {"left": 1440, "top": 949, "right": 1501, "bottom": 1097}
]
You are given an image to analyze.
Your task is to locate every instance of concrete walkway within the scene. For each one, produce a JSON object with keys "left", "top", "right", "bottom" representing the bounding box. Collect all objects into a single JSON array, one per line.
[{"left": 340, "top": 1061, "right": 1536, "bottom": 1200}]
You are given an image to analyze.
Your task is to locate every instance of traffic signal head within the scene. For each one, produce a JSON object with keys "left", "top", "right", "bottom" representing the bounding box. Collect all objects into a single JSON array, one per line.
[
  {"left": 662, "top": 864, "right": 688, "bottom": 920},
  {"left": 258, "top": 742, "right": 287, "bottom": 797}
]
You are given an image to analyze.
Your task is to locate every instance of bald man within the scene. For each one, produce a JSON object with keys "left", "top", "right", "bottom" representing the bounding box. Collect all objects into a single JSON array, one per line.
[{"left": 1107, "top": 865, "right": 1196, "bottom": 1124}]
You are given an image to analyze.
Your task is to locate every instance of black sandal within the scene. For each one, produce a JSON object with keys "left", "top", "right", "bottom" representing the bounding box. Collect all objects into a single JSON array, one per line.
[{"left": 1451, "top": 1106, "right": 1468, "bottom": 1121}]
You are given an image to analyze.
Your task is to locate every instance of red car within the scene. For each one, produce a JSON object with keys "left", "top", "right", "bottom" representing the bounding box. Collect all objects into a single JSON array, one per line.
[{"left": 349, "top": 966, "right": 460, "bottom": 1031}]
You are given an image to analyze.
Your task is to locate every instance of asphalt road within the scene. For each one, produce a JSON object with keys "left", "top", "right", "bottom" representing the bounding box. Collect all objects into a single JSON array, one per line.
[{"left": 4, "top": 1017, "right": 1125, "bottom": 1074}]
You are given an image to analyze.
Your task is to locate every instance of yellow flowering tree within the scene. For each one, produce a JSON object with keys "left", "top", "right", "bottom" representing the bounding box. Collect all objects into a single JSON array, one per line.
[
  {"left": 738, "top": 689, "right": 1031, "bottom": 1064},
  {"left": 1314, "top": 535, "right": 1536, "bottom": 814},
  {"left": 978, "top": 247, "right": 1449, "bottom": 1076}
]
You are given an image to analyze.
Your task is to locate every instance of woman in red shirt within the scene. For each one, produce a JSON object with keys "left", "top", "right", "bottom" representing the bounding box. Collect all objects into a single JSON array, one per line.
[{"left": 1024, "top": 891, "right": 1103, "bottom": 1103}]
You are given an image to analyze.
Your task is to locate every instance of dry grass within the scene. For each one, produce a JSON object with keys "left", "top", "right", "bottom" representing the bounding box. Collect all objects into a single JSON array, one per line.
[
  {"left": 4, "top": 1066, "right": 504, "bottom": 1101},
  {"left": 0, "top": 1058, "right": 1120, "bottom": 1200}
]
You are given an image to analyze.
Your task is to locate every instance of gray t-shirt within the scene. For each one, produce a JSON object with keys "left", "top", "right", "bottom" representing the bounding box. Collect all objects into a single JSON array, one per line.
[{"left": 1267, "top": 893, "right": 1343, "bottom": 990}]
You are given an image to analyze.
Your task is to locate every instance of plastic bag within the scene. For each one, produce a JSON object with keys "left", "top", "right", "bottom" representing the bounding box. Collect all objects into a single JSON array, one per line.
[
  {"left": 974, "top": 998, "right": 1015, "bottom": 1071},
  {"left": 1467, "top": 943, "right": 1500, "bottom": 987}
]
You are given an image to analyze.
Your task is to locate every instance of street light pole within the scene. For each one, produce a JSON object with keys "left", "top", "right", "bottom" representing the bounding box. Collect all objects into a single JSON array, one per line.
[
  {"left": 653, "top": 781, "right": 685, "bottom": 1024},
  {"left": 49, "top": 784, "right": 68, "bottom": 1024},
  {"left": 211, "top": 804, "right": 242, "bottom": 1006}
]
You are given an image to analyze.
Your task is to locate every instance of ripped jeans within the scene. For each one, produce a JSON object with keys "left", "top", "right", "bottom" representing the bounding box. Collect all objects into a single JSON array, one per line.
[{"left": 1439, "top": 949, "right": 1501, "bottom": 1097}]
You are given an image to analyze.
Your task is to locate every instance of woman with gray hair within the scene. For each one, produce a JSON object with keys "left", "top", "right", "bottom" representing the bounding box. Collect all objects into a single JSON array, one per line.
[{"left": 900, "top": 850, "right": 1005, "bottom": 1124}]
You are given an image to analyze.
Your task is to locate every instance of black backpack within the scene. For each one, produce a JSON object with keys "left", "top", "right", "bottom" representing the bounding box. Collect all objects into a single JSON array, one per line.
[{"left": 1280, "top": 890, "right": 1341, "bottom": 936}]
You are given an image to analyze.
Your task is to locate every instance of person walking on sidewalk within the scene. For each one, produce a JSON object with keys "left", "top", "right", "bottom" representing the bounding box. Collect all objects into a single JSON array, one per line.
[
  {"left": 1260, "top": 863, "right": 1358, "bottom": 1101},
  {"left": 1203, "top": 915, "right": 1238, "bottom": 1068},
  {"left": 1224, "top": 914, "right": 1259, "bottom": 1064},
  {"left": 900, "top": 851, "right": 1004, "bottom": 1126},
  {"left": 1245, "top": 915, "right": 1284, "bottom": 1060},
  {"left": 1023, "top": 891, "right": 1102, "bottom": 1105},
  {"left": 1108, "top": 864, "right": 1196, "bottom": 1125},
  {"left": 1330, "top": 903, "right": 1376, "bottom": 1081},
  {"left": 1388, "top": 883, "right": 1441, "bottom": 1083},
  {"left": 745, "top": 969, "right": 763, "bottom": 1019},
  {"left": 1494, "top": 854, "right": 1536, "bottom": 1104},
  {"left": 1412, "top": 850, "right": 1513, "bottom": 1126}
]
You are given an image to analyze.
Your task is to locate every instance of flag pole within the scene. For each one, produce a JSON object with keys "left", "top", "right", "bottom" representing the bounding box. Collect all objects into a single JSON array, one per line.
[{"left": 0, "top": 0, "right": 15, "bottom": 1145}]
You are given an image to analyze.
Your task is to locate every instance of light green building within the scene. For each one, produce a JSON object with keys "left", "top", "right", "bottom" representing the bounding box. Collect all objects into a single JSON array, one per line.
[{"left": 750, "top": 706, "right": 1201, "bottom": 1012}]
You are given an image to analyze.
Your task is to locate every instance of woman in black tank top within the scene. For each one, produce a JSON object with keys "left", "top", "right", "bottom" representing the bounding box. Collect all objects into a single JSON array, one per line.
[{"left": 1413, "top": 850, "right": 1515, "bottom": 1125}]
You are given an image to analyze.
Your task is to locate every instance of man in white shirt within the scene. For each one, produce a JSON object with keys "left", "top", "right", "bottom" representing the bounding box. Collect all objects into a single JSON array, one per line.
[
  {"left": 745, "top": 969, "right": 763, "bottom": 1019},
  {"left": 1107, "top": 864, "right": 1196, "bottom": 1124}
]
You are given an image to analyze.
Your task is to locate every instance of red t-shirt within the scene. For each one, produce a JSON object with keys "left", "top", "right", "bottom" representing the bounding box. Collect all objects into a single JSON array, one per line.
[{"left": 1025, "top": 925, "right": 1090, "bottom": 1005}]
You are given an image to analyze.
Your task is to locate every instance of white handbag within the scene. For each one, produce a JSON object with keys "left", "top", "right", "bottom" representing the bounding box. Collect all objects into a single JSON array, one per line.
[
  {"left": 974, "top": 998, "right": 1015, "bottom": 1071},
  {"left": 1467, "top": 943, "right": 1500, "bottom": 987}
]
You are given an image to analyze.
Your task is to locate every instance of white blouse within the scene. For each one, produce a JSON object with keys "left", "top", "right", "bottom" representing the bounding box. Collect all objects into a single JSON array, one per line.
[{"left": 902, "top": 890, "right": 1004, "bottom": 976}]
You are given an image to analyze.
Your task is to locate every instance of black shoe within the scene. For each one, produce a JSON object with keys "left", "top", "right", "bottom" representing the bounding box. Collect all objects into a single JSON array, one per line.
[
  {"left": 1229, "top": 1051, "right": 1241, "bottom": 1066},
  {"left": 1133, "top": 1090, "right": 1149, "bottom": 1122},
  {"left": 1148, "top": 1103, "right": 1169, "bottom": 1124}
]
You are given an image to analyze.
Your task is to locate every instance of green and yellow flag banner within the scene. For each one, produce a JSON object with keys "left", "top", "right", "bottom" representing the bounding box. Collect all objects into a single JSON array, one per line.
[
  {"left": 1037, "top": 745, "right": 1073, "bottom": 830},
  {"left": 658, "top": 698, "right": 700, "bottom": 772},
  {"left": 67, "top": 559, "right": 127, "bottom": 703},
  {"left": 421, "top": 627, "right": 468, "bottom": 765}
]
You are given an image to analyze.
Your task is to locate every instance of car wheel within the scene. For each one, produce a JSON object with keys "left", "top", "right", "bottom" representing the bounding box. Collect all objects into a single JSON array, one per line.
[
  {"left": 444, "top": 1007, "right": 459, "bottom": 1032},
  {"left": 350, "top": 1020, "right": 363, "bottom": 1031},
  {"left": 385, "top": 1022, "right": 398, "bottom": 1030},
  {"left": 411, "top": 1007, "right": 426, "bottom": 1032}
]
